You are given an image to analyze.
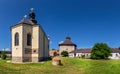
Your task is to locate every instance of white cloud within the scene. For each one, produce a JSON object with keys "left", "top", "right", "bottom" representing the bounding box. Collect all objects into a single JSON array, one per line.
[
  {"left": 59, "top": 41, "right": 64, "bottom": 44},
  {"left": 2, "top": 48, "right": 11, "bottom": 51}
]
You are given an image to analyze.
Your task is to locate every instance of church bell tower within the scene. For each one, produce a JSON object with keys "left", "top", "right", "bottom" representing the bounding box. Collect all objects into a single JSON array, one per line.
[{"left": 11, "top": 8, "right": 49, "bottom": 63}]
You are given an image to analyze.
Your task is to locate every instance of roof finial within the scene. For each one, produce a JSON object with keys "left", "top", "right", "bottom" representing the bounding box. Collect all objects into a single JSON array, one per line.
[
  {"left": 29, "top": 8, "right": 37, "bottom": 24},
  {"left": 24, "top": 15, "right": 27, "bottom": 18},
  {"left": 48, "top": 35, "right": 50, "bottom": 40},
  {"left": 66, "top": 35, "right": 71, "bottom": 40},
  {"left": 30, "top": 8, "right": 34, "bottom": 12}
]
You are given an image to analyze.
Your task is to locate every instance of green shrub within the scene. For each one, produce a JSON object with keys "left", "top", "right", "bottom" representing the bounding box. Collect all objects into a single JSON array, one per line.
[
  {"left": 1, "top": 51, "right": 7, "bottom": 60},
  {"left": 61, "top": 51, "right": 68, "bottom": 57},
  {"left": 91, "top": 43, "right": 111, "bottom": 59},
  {"left": 81, "top": 54, "right": 85, "bottom": 58}
]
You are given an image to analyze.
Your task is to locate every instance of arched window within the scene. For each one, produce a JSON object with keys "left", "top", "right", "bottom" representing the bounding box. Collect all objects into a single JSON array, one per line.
[
  {"left": 15, "top": 33, "right": 19, "bottom": 46},
  {"left": 27, "top": 33, "right": 32, "bottom": 46}
]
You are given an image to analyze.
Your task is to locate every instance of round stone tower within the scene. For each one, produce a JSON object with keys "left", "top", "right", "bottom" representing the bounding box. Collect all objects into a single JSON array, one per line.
[{"left": 59, "top": 36, "right": 77, "bottom": 55}]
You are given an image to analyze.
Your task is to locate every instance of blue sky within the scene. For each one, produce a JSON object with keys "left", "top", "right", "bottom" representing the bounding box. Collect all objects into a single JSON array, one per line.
[{"left": 0, "top": 0, "right": 120, "bottom": 50}]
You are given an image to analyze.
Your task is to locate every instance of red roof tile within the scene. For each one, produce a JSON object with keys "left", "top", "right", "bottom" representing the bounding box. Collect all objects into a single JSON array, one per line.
[
  {"left": 70, "top": 48, "right": 91, "bottom": 53},
  {"left": 70, "top": 48, "right": 120, "bottom": 53},
  {"left": 111, "top": 48, "right": 120, "bottom": 53}
]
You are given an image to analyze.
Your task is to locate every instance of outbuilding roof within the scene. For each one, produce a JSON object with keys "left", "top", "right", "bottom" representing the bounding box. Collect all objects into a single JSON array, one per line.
[
  {"left": 70, "top": 48, "right": 120, "bottom": 53},
  {"left": 70, "top": 48, "right": 91, "bottom": 53},
  {"left": 111, "top": 48, "right": 120, "bottom": 53}
]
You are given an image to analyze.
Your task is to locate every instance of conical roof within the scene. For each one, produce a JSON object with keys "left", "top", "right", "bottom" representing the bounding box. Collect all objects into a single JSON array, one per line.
[{"left": 59, "top": 36, "right": 77, "bottom": 47}]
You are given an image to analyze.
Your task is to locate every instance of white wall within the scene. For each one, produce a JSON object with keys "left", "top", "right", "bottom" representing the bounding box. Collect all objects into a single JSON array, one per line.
[
  {"left": 12, "top": 25, "right": 23, "bottom": 57},
  {"left": 109, "top": 53, "right": 120, "bottom": 59},
  {"left": 69, "top": 52, "right": 120, "bottom": 59},
  {"left": 69, "top": 53, "right": 75, "bottom": 57},
  {"left": 59, "top": 45, "right": 75, "bottom": 54},
  {"left": 69, "top": 53, "right": 91, "bottom": 58}
]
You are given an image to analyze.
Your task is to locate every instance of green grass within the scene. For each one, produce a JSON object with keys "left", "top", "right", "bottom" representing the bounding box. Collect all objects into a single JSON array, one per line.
[{"left": 0, "top": 58, "right": 120, "bottom": 74}]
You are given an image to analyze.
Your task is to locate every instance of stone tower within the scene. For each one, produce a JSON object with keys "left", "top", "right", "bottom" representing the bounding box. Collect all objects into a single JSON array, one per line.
[
  {"left": 11, "top": 8, "right": 49, "bottom": 63},
  {"left": 59, "top": 36, "right": 77, "bottom": 55}
]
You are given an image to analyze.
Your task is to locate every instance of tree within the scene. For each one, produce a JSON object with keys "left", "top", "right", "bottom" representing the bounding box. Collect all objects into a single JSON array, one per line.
[
  {"left": 61, "top": 51, "right": 68, "bottom": 57},
  {"left": 1, "top": 51, "right": 7, "bottom": 60},
  {"left": 91, "top": 43, "right": 111, "bottom": 59}
]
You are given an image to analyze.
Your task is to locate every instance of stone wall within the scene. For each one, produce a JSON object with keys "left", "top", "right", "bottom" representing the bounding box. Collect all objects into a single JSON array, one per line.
[
  {"left": 12, "top": 57, "right": 23, "bottom": 63},
  {"left": 59, "top": 45, "right": 75, "bottom": 54}
]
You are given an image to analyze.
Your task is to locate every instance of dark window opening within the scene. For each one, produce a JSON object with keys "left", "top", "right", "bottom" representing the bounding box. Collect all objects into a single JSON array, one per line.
[
  {"left": 27, "top": 33, "right": 32, "bottom": 46},
  {"left": 116, "top": 54, "right": 118, "bottom": 57},
  {"left": 15, "top": 33, "right": 19, "bottom": 46},
  {"left": 33, "top": 50, "right": 36, "bottom": 53}
]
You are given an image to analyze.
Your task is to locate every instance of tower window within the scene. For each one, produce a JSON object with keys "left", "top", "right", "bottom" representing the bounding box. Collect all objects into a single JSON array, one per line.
[
  {"left": 27, "top": 33, "right": 32, "bottom": 46},
  {"left": 15, "top": 33, "right": 19, "bottom": 46}
]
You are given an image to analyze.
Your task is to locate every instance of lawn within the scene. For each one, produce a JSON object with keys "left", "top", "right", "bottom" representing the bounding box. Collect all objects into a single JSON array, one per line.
[{"left": 0, "top": 58, "right": 120, "bottom": 74}]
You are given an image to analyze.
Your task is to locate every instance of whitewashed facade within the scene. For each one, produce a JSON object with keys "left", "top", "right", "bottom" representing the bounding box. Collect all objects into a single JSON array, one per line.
[
  {"left": 69, "top": 48, "right": 120, "bottom": 59},
  {"left": 109, "top": 53, "right": 120, "bottom": 59}
]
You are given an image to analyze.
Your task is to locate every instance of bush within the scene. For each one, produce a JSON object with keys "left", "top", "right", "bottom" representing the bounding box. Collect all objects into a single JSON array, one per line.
[
  {"left": 1, "top": 51, "right": 7, "bottom": 60},
  {"left": 91, "top": 43, "right": 111, "bottom": 59},
  {"left": 61, "top": 51, "right": 68, "bottom": 57},
  {"left": 81, "top": 54, "right": 85, "bottom": 58}
]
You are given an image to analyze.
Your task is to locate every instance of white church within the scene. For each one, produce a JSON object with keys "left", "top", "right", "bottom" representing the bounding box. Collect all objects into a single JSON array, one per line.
[
  {"left": 69, "top": 48, "right": 120, "bottom": 59},
  {"left": 11, "top": 8, "right": 49, "bottom": 63}
]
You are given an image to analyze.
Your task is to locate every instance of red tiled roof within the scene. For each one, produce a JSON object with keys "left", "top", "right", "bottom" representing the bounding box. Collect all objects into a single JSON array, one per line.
[
  {"left": 59, "top": 36, "right": 77, "bottom": 47},
  {"left": 111, "top": 48, "right": 120, "bottom": 53},
  {"left": 70, "top": 48, "right": 91, "bottom": 53},
  {"left": 70, "top": 48, "right": 120, "bottom": 53}
]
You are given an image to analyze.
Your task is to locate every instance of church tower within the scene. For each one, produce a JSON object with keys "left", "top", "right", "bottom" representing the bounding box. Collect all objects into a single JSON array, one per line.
[
  {"left": 11, "top": 8, "right": 49, "bottom": 63},
  {"left": 59, "top": 36, "right": 77, "bottom": 55}
]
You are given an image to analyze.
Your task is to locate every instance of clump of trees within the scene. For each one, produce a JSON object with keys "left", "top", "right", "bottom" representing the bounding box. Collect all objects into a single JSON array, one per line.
[
  {"left": 91, "top": 43, "right": 111, "bottom": 59},
  {"left": 1, "top": 51, "right": 7, "bottom": 60},
  {"left": 61, "top": 51, "right": 68, "bottom": 57}
]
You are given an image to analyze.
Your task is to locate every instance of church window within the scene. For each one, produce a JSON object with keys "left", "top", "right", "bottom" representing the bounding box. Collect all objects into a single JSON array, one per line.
[
  {"left": 15, "top": 33, "right": 19, "bottom": 46},
  {"left": 27, "top": 33, "right": 32, "bottom": 46}
]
